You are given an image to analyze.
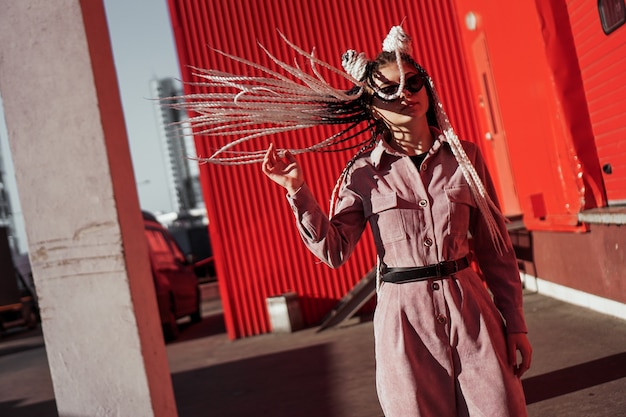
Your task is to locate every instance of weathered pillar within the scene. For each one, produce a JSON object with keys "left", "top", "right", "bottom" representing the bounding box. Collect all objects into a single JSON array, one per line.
[{"left": 0, "top": 1, "right": 178, "bottom": 416}]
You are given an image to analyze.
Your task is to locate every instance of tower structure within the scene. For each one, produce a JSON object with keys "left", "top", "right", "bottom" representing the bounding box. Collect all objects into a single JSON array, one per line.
[{"left": 151, "top": 77, "right": 203, "bottom": 214}]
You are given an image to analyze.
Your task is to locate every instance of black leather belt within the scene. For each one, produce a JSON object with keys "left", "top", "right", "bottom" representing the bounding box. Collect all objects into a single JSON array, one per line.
[{"left": 381, "top": 255, "right": 471, "bottom": 284}]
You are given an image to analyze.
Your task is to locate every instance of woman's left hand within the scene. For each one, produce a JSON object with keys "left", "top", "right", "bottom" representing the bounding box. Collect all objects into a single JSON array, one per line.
[
  {"left": 262, "top": 143, "right": 304, "bottom": 195},
  {"left": 507, "top": 332, "right": 532, "bottom": 378}
]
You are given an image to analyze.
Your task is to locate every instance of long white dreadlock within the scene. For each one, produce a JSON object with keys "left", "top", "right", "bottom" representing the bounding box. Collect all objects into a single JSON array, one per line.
[
  {"left": 167, "top": 25, "right": 508, "bottom": 255},
  {"left": 163, "top": 31, "right": 373, "bottom": 165}
]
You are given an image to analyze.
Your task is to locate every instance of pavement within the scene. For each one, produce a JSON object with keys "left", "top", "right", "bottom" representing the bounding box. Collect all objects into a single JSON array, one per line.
[{"left": 1, "top": 282, "right": 625, "bottom": 417}]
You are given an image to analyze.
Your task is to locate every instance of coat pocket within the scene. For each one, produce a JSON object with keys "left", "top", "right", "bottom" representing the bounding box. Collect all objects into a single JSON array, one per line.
[
  {"left": 444, "top": 184, "right": 475, "bottom": 237},
  {"left": 370, "top": 194, "right": 405, "bottom": 243}
]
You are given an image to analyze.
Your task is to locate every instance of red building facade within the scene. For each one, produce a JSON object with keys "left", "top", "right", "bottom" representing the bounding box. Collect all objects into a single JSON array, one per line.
[
  {"left": 452, "top": 0, "right": 625, "bottom": 315},
  {"left": 168, "top": 0, "right": 626, "bottom": 339}
]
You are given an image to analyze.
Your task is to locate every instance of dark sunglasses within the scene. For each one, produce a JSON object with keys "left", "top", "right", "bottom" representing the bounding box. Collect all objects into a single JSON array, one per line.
[{"left": 375, "top": 74, "right": 425, "bottom": 102}]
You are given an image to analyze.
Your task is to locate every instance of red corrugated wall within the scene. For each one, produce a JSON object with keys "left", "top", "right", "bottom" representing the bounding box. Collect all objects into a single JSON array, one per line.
[
  {"left": 567, "top": 0, "right": 626, "bottom": 205},
  {"left": 167, "top": 0, "right": 482, "bottom": 339}
]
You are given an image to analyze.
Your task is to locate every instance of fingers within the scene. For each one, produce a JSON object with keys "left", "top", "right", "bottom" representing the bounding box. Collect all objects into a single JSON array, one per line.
[
  {"left": 507, "top": 337, "right": 516, "bottom": 368},
  {"left": 283, "top": 149, "right": 296, "bottom": 163},
  {"left": 262, "top": 143, "right": 276, "bottom": 175},
  {"left": 507, "top": 333, "right": 533, "bottom": 378},
  {"left": 262, "top": 144, "right": 297, "bottom": 173},
  {"left": 517, "top": 345, "right": 532, "bottom": 378},
  {"left": 261, "top": 144, "right": 303, "bottom": 193},
  {"left": 517, "top": 354, "right": 531, "bottom": 378}
]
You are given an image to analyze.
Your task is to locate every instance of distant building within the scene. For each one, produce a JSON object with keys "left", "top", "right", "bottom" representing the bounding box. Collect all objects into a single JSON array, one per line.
[
  {"left": 0, "top": 131, "right": 19, "bottom": 253},
  {"left": 0, "top": 149, "right": 17, "bottom": 244},
  {"left": 1, "top": 98, "right": 36, "bottom": 255},
  {"left": 150, "top": 77, "right": 204, "bottom": 214}
]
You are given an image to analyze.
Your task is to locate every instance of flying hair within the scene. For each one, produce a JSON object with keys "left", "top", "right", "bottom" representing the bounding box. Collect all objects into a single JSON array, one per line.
[{"left": 161, "top": 30, "right": 374, "bottom": 165}]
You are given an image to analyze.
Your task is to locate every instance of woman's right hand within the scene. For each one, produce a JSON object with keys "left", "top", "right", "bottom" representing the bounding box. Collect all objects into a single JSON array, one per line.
[{"left": 262, "top": 143, "right": 304, "bottom": 195}]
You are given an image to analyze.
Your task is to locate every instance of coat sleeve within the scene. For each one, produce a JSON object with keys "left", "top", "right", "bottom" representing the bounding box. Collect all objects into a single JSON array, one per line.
[
  {"left": 286, "top": 182, "right": 367, "bottom": 268},
  {"left": 466, "top": 143, "right": 528, "bottom": 333}
]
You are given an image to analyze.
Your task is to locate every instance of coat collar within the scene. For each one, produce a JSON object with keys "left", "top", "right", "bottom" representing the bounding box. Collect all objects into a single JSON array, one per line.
[{"left": 370, "top": 127, "right": 446, "bottom": 169}]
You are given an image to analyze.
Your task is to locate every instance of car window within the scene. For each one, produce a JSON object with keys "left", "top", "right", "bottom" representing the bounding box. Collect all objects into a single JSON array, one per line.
[
  {"left": 145, "top": 225, "right": 188, "bottom": 266},
  {"left": 145, "top": 228, "right": 177, "bottom": 268},
  {"left": 164, "top": 234, "right": 187, "bottom": 264}
]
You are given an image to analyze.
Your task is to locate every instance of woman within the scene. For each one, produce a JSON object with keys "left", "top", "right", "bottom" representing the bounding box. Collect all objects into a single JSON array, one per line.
[{"left": 261, "top": 30, "right": 532, "bottom": 417}]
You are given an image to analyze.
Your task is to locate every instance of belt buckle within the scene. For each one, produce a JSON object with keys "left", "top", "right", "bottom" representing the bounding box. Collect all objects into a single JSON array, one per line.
[{"left": 438, "top": 260, "right": 458, "bottom": 276}]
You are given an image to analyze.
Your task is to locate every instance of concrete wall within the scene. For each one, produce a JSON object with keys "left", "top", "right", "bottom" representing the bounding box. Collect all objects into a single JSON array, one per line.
[{"left": 0, "top": 1, "right": 178, "bottom": 415}]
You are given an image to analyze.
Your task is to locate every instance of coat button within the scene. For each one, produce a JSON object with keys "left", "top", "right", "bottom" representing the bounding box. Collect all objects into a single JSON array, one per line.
[
  {"left": 436, "top": 314, "right": 447, "bottom": 324},
  {"left": 421, "top": 163, "right": 428, "bottom": 171},
  {"left": 418, "top": 199, "right": 428, "bottom": 207},
  {"left": 432, "top": 282, "right": 440, "bottom": 290},
  {"left": 424, "top": 237, "right": 433, "bottom": 247}
]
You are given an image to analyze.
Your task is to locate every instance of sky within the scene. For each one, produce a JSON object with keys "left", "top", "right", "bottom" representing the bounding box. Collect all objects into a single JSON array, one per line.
[
  {"left": 103, "top": 0, "right": 182, "bottom": 214},
  {"left": 0, "top": 0, "right": 182, "bottom": 253}
]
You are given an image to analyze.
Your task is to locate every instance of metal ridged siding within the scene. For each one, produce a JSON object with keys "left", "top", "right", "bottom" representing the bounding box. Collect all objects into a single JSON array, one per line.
[
  {"left": 167, "top": 0, "right": 481, "bottom": 339},
  {"left": 567, "top": 0, "right": 626, "bottom": 204}
]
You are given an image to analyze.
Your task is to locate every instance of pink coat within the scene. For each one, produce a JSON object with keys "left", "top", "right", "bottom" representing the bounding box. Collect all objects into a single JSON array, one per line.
[{"left": 288, "top": 133, "right": 528, "bottom": 416}]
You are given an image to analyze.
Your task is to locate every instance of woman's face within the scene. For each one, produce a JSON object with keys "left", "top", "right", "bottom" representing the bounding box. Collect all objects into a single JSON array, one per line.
[{"left": 370, "top": 61, "right": 430, "bottom": 129}]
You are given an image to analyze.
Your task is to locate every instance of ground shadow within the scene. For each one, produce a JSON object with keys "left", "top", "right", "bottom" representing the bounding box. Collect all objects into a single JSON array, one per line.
[
  {"left": 523, "top": 352, "right": 626, "bottom": 404},
  {"left": 171, "top": 344, "right": 335, "bottom": 417},
  {"left": 169, "top": 312, "right": 227, "bottom": 344},
  {"left": 0, "top": 326, "right": 45, "bottom": 358},
  {"left": 0, "top": 340, "right": 45, "bottom": 358},
  {"left": 0, "top": 399, "right": 58, "bottom": 417}
]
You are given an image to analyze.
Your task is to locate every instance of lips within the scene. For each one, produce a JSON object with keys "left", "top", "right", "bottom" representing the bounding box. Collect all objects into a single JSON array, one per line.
[
  {"left": 401, "top": 97, "right": 419, "bottom": 106},
  {"left": 401, "top": 101, "right": 418, "bottom": 112}
]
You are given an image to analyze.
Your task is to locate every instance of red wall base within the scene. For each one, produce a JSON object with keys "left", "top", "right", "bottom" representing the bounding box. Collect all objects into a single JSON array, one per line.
[{"left": 511, "top": 225, "right": 626, "bottom": 305}]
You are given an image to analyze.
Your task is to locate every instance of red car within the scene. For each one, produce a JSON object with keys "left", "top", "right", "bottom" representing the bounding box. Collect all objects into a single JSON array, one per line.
[{"left": 143, "top": 212, "right": 201, "bottom": 341}]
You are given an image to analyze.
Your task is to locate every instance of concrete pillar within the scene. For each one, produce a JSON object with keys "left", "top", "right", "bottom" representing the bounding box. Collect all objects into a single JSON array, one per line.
[{"left": 0, "top": 1, "right": 178, "bottom": 416}]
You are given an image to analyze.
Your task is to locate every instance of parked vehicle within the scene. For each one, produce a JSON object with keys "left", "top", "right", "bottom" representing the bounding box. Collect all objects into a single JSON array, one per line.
[
  {"left": 143, "top": 211, "right": 202, "bottom": 341},
  {"left": 169, "top": 223, "right": 215, "bottom": 282},
  {"left": 0, "top": 227, "right": 39, "bottom": 335},
  {"left": 0, "top": 270, "right": 39, "bottom": 335},
  {"left": 158, "top": 209, "right": 216, "bottom": 282}
]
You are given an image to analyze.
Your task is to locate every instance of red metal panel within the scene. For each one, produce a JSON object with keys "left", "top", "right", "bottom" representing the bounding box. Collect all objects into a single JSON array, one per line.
[
  {"left": 168, "top": 0, "right": 480, "bottom": 338},
  {"left": 567, "top": 0, "right": 626, "bottom": 204}
]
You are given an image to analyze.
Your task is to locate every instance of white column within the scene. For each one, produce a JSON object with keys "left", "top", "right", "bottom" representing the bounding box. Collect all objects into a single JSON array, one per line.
[{"left": 0, "top": 1, "right": 178, "bottom": 416}]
